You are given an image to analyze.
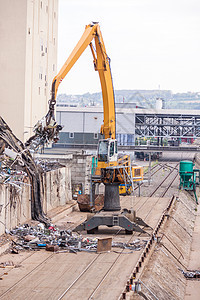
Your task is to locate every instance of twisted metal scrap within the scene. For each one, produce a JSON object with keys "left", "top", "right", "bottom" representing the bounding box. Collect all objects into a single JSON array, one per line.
[{"left": 0, "top": 117, "right": 49, "bottom": 225}]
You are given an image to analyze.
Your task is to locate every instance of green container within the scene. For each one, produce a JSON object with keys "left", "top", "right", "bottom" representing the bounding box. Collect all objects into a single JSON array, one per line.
[{"left": 179, "top": 160, "right": 194, "bottom": 182}]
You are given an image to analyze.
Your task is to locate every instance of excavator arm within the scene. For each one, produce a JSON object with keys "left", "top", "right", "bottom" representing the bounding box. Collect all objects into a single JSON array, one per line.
[
  {"left": 26, "top": 23, "right": 115, "bottom": 151},
  {"left": 48, "top": 23, "right": 116, "bottom": 140},
  {"left": 25, "top": 23, "right": 143, "bottom": 198}
]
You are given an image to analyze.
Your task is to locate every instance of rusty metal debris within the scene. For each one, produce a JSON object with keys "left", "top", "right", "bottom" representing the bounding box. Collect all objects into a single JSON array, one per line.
[
  {"left": 8, "top": 223, "right": 148, "bottom": 254},
  {"left": 77, "top": 194, "right": 104, "bottom": 212},
  {"left": 0, "top": 261, "right": 15, "bottom": 268},
  {"left": 97, "top": 237, "right": 112, "bottom": 253},
  {"left": 46, "top": 244, "right": 59, "bottom": 252},
  {"left": 112, "top": 239, "right": 147, "bottom": 251},
  {"left": 181, "top": 269, "right": 200, "bottom": 279}
]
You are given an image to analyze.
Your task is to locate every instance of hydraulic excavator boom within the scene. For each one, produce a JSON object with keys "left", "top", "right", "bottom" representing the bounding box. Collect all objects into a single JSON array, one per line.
[
  {"left": 48, "top": 23, "right": 116, "bottom": 140},
  {"left": 26, "top": 22, "right": 147, "bottom": 234},
  {"left": 47, "top": 22, "right": 142, "bottom": 189},
  {"left": 27, "top": 23, "right": 117, "bottom": 155},
  {"left": 26, "top": 22, "right": 143, "bottom": 195}
]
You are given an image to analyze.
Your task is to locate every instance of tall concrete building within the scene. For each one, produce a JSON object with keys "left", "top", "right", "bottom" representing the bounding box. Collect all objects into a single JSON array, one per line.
[{"left": 0, "top": 0, "right": 58, "bottom": 142}]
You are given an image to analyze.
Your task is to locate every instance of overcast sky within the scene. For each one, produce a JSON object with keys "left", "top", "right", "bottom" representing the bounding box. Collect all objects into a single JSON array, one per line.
[{"left": 57, "top": 0, "right": 200, "bottom": 95}]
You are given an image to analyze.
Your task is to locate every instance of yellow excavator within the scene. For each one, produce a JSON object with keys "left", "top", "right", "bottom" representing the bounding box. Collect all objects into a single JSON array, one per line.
[
  {"left": 27, "top": 22, "right": 143, "bottom": 194},
  {"left": 28, "top": 23, "right": 148, "bottom": 233}
]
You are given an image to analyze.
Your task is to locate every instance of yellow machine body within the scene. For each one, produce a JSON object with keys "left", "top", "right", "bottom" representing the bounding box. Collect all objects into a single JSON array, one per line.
[{"left": 48, "top": 23, "right": 143, "bottom": 194}]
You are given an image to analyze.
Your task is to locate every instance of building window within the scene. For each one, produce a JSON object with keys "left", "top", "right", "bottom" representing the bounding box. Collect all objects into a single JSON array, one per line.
[
  {"left": 53, "top": 64, "right": 55, "bottom": 71},
  {"left": 41, "top": 1, "right": 42, "bottom": 9},
  {"left": 39, "top": 67, "right": 43, "bottom": 80},
  {"left": 46, "top": 5, "right": 48, "bottom": 13},
  {"left": 94, "top": 133, "right": 98, "bottom": 139},
  {"left": 39, "top": 87, "right": 40, "bottom": 95},
  {"left": 40, "top": 38, "right": 43, "bottom": 52},
  {"left": 53, "top": 38, "right": 56, "bottom": 45},
  {"left": 54, "top": 12, "right": 56, "bottom": 19},
  {"left": 69, "top": 132, "right": 74, "bottom": 139}
]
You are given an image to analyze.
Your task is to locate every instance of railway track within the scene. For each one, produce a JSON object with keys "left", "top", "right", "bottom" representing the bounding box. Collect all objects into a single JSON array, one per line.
[
  {"left": 55, "top": 170, "right": 181, "bottom": 300},
  {"left": 135, "top": 161, "right": 179, "bottom": 192},
  {"left": 120, "top": 195, "right": 176, "bottom": 300},
  {"left": 148, "top": 162, "right": 179, "bottom": 197},
  {"left": 0, "top": 157, "right": 193, "bottom": 300},
  {"left": 0, "top": 195, "right": 174, "bottom": 300},
  {"left": 55, "top": 174, "right": 179, "bottom": 300}
]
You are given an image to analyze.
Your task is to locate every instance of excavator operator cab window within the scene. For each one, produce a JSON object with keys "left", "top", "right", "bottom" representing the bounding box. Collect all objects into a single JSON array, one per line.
[
  {"left": 110, "top": 141, "right": 114, "bottom": 157},
  {"left": 98, "top": 140, "right": 109, "bottom": 162},
  {"left": 115, "top": 140, "right": 117, "bottom": 153}
]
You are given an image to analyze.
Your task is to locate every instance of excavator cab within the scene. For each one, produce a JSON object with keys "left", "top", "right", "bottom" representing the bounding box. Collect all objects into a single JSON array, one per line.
[{"left": 97, "top": 139, "right": 118, "bottom": 163}]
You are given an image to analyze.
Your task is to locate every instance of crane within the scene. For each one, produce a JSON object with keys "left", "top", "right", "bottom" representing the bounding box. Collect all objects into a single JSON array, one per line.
[
  {"left": 27, "top": 23, "right": 147, "bottom": 233},
  {"left": 50, "top": 22, "right": 143, "bottom": 192}
]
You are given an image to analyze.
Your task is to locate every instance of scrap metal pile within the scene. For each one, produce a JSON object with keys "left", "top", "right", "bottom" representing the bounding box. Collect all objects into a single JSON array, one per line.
[
  {"left": 0, "top": 116, "right": 49, "bottom": 224},
  {"left": 7, "top": 223, "right": 148, "bottom": 254},
  {"left": 34, "top": 158, "right": 65, "bottom": 173},
  {"left": 181, "top": 269, "right": 200, "bottom": 279}
]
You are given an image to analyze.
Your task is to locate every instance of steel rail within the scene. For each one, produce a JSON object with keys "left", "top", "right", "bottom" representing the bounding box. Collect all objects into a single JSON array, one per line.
[
  {"left": 0, "top": 253, "right": 55, "bottom": 299},
  {"left": 120, "top": 195, "right": 176, "bottom": 299},
  {"left": 135, "top": 163, "right": 178, "bottom": 213},
  {"left": 57, "top": 231, "right": 139, "bottom": 299},
  {"left": 135, "top": 162, "right": 176, "bottom": 191},
  {"left": 148, "top": 163, "right": 179, "bottom": 198},
  {"left": 161, "top": 173, "right": 179, "bottom": 198},
  {"left": 86, "top": 192, "right": 177, "bottom": 300}
]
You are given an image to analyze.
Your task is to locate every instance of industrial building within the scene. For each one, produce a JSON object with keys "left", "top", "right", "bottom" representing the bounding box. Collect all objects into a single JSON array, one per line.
[
  {"left": 56, "top": 106, "right": 135, "bottom": 146},
  {"left": 56, "top": 105, "right": 200, "bottom": 147},
  {"left": 0, "top": 0, "right": 58, "bottom": 142}
]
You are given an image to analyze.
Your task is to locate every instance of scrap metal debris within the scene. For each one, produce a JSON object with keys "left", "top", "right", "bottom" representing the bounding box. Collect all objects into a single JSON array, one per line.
[
  {"left": 0, "top": 261, "right": 15, "bottom": 268},
  {"left": 0, "top": 117, "right": 48, "bottom": 224},
  {"left": 34, "top": 158, "right": 65, "bottom": 173},
  {"left": 25, "top": 115, "right": 62, "bottom": 152},
  {"left": 0, "top": 169, "right": 28, "bottom": 191},
  {"left": 181, "top": 269, "right": 200, "bottom": 279},
  {"left": 7, "top": 223, "right": 148, "bottom": 254},
  {"left": 112, "top": 239, "right": 147, "bottom": 251}
]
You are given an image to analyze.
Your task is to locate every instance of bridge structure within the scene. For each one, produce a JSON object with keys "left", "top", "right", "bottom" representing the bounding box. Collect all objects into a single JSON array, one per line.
[
  {"left": 135, "top": 109, "right": 200, "bottom": 138},
  {"left": 52, "top": 143, "right": 200, "bottom": 153}
]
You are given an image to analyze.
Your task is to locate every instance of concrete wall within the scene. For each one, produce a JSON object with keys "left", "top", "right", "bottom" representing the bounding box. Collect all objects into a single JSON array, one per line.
[
  {"left": 51, "top": 153, "right": 92, "bottom": 194},
  {"left": 35, "top": 153, "right": 96, "bottom": 195},
  {"left": 42, "top": 167, "right": 72, "bottom": 213},
  {"left": 0, "top": 166, "right": 72, "bottom": 235}
]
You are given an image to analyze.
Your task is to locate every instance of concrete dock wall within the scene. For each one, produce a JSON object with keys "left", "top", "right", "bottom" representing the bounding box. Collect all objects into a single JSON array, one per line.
[
  {"left": 0, "top": 167, "right": 72, "bottom": 235},
  {"left": 34, "top": 152, "right": 105, "bottom": 196}
]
